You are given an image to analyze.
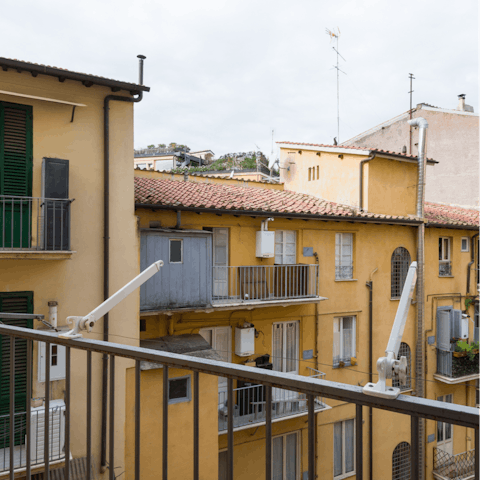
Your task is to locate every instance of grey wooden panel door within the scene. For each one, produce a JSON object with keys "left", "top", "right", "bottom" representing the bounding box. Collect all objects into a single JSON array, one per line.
[{"left": 140, "top": 231, "right": 212, "bottom": 310}]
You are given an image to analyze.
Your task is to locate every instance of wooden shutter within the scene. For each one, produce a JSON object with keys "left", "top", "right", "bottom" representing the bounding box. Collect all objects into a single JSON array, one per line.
[
  {"left": 0, "top": 102, "right": 33, "bottom": 196},
  {"left": 436, "top": 307, "right": 452, "bottom": 351},
  {"left": 333, "top": 318, "right": 341, "bottom": 365},
  {"left": 0, "top": 291, "right": 33, "bottom": 447}
]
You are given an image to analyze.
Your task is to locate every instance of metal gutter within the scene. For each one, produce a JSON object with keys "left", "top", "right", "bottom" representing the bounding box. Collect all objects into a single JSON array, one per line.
[
  {"left": 425, "top": 223, "right": 479, "bottom": 231},
  {"left": 0, "top": 57, "right": 150, "bottom": 94},
  {"left": 135, "top": 204, "right": 423, "bottom": 227}
]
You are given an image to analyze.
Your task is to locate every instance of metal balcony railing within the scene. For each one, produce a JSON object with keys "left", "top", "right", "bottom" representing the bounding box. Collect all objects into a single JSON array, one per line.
[
  {"left": 0, "top": 323, "right": 477, "bottom": 480},
  {"left": 0, "top": 405, "right": 65, "bottom": 473},
  {"left": 212, "top": 264, "right": 318, "bottom": 304},
  {"left": 0, "top": 195, "right": 72, "bottom": 251},
  {"left": 439, "top": 261, "right": 452, "bottom": 277},
  {"left": 434, "top": 447, "right": 475, "bottom": 480},
  {"left": 218, "top": 368, "right": 327, "bottom": 432},
  {"left": 437, "top": 349, "right": 479, "bottom": 379}
]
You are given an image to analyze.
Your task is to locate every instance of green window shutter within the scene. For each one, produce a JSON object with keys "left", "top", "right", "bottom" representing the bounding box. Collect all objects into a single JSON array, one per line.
[
  {"left": 0, "top": 291, "right": 33, "bottom": 447},
  {"left": 0, "top": 102, "right": 33, "bottom": 197}
]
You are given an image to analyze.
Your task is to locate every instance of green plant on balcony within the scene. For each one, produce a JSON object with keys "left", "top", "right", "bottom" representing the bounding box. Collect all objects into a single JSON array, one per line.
[{"left": 452, "top": 340, "right": 479, "bottom": 377}]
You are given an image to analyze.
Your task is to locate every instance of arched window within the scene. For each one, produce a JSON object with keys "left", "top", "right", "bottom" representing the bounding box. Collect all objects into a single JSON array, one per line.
[
  {"left": 391, "top": 247, "right": 411, "bottom": 299},
  {"left": 392, "top": 441, "right": 411, "bottom": 480},
  {"left": 393, "top": 342, "right": 412, "bottom": 391}
]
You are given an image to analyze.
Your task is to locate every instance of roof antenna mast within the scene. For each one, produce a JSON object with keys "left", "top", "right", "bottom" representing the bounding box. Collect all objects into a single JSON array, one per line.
[{"left": 326, "top": 27, "right": 346, "bottom": 143}]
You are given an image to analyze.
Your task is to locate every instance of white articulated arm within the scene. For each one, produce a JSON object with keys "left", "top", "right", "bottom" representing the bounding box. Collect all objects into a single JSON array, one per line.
[
  {"left": 59, "top": 260, "right": 164, "bottom": 339},
  {"left": 363, "top": 262, "right": 417, "bottom": 399}
]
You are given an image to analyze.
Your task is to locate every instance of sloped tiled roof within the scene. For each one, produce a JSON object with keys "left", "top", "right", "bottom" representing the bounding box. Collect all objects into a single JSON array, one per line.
[
  {"left": 135, "top": 177, "right": 479, "bottom": 228},
  {"left": 425, "top": 202, "right": 479, "bottom": 227},
  {"left": 277, "top": 141, "right": 437, "bottom": 163}
]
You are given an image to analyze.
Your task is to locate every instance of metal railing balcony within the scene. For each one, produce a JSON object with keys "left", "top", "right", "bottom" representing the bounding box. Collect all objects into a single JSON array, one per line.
[
  {"left": 0, "top": 404, "right": 65, "bottom": 474},
  {"left": 212, "top": 264, "right": 319, "bottom": 305},
  {"left": 436, "top": 349, "right": 479, "bottom": 380},
  {"left": 434, "top": 447, "right": 475, "bottom": 480},
  {"left": 0, "top": 323, "right": 477, "bottom": 480},
  {"left": 218, "top": 368, "right": 327, "bottom": 432},
  {"left": 0, "top": 195, "right": 72, "bottom": 251}
]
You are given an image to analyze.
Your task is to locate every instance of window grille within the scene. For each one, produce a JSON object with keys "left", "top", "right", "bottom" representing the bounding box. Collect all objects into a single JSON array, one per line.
[
  {"left": 392, "top": 441, "right": 411, "bottom": 480},
  {"left": 392, "top": 342, "right": 411, "bottom": 391},
  {"left": 391, "top": 247, "right": 411, "bottom": 299}
]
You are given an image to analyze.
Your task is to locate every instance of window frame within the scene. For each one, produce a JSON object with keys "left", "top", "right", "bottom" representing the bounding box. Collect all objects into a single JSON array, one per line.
[
  {"left": 437, "top": 394, "right": 453, "bottom": 448},
  {"left": 333, "top": 316, "right": 356, "bottom": 368},
  {"left": 274, "top": 230, "right": 297, "bottom": 265},
  {"left": 335, "top": 233, "right": 354, "bottom": 280},
  {"left": 391, "top": 247, "right": 411, "bottom": 300},
  {"left": 439, "top": 237, "right": 452, "bottom": 277},
  {"left": 271, "top": 430, "right": 300, "bottom": 480},
  {"left": 461, "top": 237, "right": 469, "bottom": 252},
  {"left": 272, "top": 320, "right": 299, "bottom": 374},
  {"left": 169, "top": 238, "right": 183, "bottom": 264},
  {"left": 333, "top": 419, "right": 355, "bottom": 479},
  {"left": 168, "top": 375, "right": 191, "bottom": 405},
  {"left": 392, "top": 441, "right": 411, "bottom": 480}
]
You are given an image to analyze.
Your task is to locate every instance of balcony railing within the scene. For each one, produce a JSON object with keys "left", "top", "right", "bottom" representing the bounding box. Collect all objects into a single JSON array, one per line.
[
  {"left": 212, "top": 264, "right": 318, "bottom": 305},
  {"left": 0, "top": 405, "right": 65, "bottom": 474},
  {"left": 0, "top": 322, "right": 477, "bottom": 480},
  {"left": 439, "top": 261, "right": 452, "bottom": 277},
  {"left": 434, "top": 447, "right": 475, "bottom": 480},
  {"left": 0, "top": 195, "right": 72, "bottom": 251},
  {"left": 218, "top": 368, "right": 327, "bottom": 432},
  {"left": 436, "top": 349, "right": 479, "bottom": 380}
]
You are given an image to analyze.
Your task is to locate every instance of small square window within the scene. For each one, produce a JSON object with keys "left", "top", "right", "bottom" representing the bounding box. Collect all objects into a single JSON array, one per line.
[
  {"left": 140, "top": 319, "right": 146, "bottom": 332},
  {"left": 169, "top": 239, "right": 183, "bottom": 263},
  {"left": 168, "top": 376, "right": 191, "bottom": 404},
  {"left": 461, "top": 237, "right": 469, "bottom": 252}
]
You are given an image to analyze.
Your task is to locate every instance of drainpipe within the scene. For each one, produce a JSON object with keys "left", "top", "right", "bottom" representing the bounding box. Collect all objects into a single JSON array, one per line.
[
  {"left": 467, "top": 233, "right": 479, "bottom": 294},
  {"left": 366, "top": 267, "right": 376, "bottom": 480},
  {"left": 101, "top": 54, "right": 146, "bottom": 472},
  {"left": 408, "top": 116, "right": 428, "bottom": 480},
  {"left": 359, "top": 154, "right": 376, "bottom": 211}
]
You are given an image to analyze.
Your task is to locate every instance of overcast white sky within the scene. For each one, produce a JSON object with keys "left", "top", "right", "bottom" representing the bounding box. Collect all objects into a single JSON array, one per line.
[{"left": 1, "top": 0, "right": 478, "bottom": 159}]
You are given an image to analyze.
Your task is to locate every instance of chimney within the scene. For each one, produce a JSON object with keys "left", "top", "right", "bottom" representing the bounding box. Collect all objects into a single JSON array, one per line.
[{"left": 457, "top": 94, "right": 474, "bottom": 113}]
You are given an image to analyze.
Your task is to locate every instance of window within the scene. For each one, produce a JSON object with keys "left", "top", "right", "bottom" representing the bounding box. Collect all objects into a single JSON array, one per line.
[
  {"left": 218, "top": 451, "right": 227, "bottom": 480},
  {"left": 272, "top": 432, "right": 298, "bottom": 480},
  {"left": 335, "top": 233, "right": 353, "bottom": 280},
  {"left": 461, "top": 237, "right": 469, "bottom": 252},
  {"left": 136, "top": 163, "right": 146, "bottom": 169},
  {"left": 140, "top": 319, "right": 146, "bottom": 332},
  {"left": 439, "top": 237, "right": 452, "bottom": 276},
  {"left": 272, "top": 321, "right": 299, "bottom": 374},
  {"left": 334, "top": 419, "right": 355, "bottom": 478},
  {"left": 308, "top": 168, "right": 312, "bottom": 181},
  {"left": 168, "top": 376, "right": 191, "bottom": 404},
  {"left": 476, "top": 380, "right": 479, "bottom": 408},
  {"left": 316, "top": 165, "right": 319, "bottom": 180},
  {"left": 474, "top": 302, "right": 479, "bottom": 343},
  {"left": 391, "top": 247, "right": 411, "bottom": 299},
  {"left": 275, "top": 231, "right": 296, "bottom": 265},
  {"left": 437, "top": 394, "right": 453, "bottom": 455},
  {"left": 333, "top": 316, "right": 356, "bottom": 367},
  {"left": 392, "top": 442, "right": 411, "bottom": 480},
  {"left": 169, "top": 239, "right": 183, "bottom": 263},
  {"left": 392, "top": 343, "right": 411, "bottom": 391}
]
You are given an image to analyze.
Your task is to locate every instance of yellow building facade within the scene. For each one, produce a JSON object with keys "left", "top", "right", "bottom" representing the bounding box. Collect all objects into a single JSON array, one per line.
[
  {"left": 132, "top": 143, "right": 478, "bottom": 480},
  {"left": 0, "top": 57, "right": 148, "bottom": 478}
]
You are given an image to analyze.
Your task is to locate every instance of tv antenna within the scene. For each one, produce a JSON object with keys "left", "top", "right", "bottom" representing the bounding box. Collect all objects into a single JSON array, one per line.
[{"left": 326, "top": 27, "right": 346, "bottom": 143}]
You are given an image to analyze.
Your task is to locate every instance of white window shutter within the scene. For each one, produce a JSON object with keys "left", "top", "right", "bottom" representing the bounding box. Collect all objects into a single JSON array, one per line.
[
  {"left": 285, "top": 323, "right": 297, "bottom": 373},
  {"left": 333, "top": 318, "right": 341, "bottom": 364},
  {"left": 272, "top": 323, "right": 283, "bottom": 372},
  {"left": 215, "top": 327, "right": 230, "bottom": 363},
  {"left": 436, "top": 308, "right": 452, "bottom": 351}
]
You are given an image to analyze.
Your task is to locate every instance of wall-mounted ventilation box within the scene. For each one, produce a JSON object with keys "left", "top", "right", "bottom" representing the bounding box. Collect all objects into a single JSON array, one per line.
[
  {"left": 235, "top": 327, "right": 255, "bottom": 356},
  {"left": 256, "top": 231, "right": 275, "bottom": 258}
]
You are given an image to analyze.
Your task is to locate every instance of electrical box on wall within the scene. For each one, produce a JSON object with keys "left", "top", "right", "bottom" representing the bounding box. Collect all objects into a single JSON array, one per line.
[
  {"left": 235, "top": 327, "right": 255, "bottom": 357},
  {"left": 256, "top": 231, "right": 275, "bottom": 258}
]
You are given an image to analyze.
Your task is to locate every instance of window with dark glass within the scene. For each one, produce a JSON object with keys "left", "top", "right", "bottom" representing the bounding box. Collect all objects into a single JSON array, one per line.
[
  {"left": 391, "top": 247, "right": 411, "bottom": 299},
  {"left": 168, "top": 376, "right": 190, "bottom": 404},
  {"left": 169, "top": 239, "right": 183, "bottom": 263}
]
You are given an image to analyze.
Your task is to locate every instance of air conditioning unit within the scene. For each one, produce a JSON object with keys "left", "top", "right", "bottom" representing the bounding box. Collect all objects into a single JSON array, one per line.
[
  {"left": 235, "top": 327, "right": 255, "bottom": 357},
  {"left": 30, "top": 400, "right": 65, "bottom": 463}
]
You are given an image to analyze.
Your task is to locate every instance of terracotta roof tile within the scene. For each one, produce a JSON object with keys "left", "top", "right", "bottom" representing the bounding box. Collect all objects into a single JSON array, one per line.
[{"left": 425, "top": 202, "right": 479, "bottom": 227}]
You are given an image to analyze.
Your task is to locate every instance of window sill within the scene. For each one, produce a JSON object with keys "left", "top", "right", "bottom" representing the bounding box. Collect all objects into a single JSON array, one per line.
[
  {"left": 0, "top": 250, "right": 75, "bottom": 260},
  {"left": 438, "top": 275, "right": 454, "bottom": 278},
  {"left": 334, "top": 472, "right": 355, "bottom": 480},
  {"left": 335, "top": 279, "right": 357, "bottom": 282},
  {"left": 332, "top": 363, "right": 354, "bottom": 369}
]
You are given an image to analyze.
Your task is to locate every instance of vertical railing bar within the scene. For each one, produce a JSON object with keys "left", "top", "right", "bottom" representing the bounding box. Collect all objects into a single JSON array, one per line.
[
  {"left": 86, "top": 350, "right": 92, "bottom": 480},
  {"left": 265, "top": 385, "right": 272, "bottom": 480},
  {"left": 53, "top": 199, "right": 56, "bottom": 251},
  {"left": 475, "top": 428, "right": 479, "bottom": 480},
  {"left": 2, "top": 196, "right": 5, "bottom": 248},
  {"left": 307, "top": 393, "right": 315, "bottom": 480},
  {"left": 64, "top": 347, "right": 70, "bottom": 480},
  {"left": 20, "top": 197, "right": 22, "bottom": 249},
  {"left": 45, "top": 342, "right": 50, "bottom": 480},
  {"left": 37, "top": 198, "right": 40, "bottom": 251},
  {"left": 411, "top": 415, "right": 419, "bottom": 480},
  {"left": 61, "top": 201, "right": 64, "bottom": 251},
  {"left": 162, "top": 365, "right": 168, "bottom": 480},
  {"left": 227, "top": 378, "right": 234, "bottom": 480},
  {"left": 356, "top": 404, "right": 363, "bottom": 480},
  {"left": 135, "top": 360, "right": 141, "bottom": 480},
  {"left": 193, "top": 371, "right": 199, "bottom": 480},
  {"left": 109, "top": 355, "right": 115, "bottom": 480},
  {"left": 9, "top": 337, "right": 15, "bottom": 480},
  {"left": 26, "top": 339, "right": 32, "bottom": 479}
]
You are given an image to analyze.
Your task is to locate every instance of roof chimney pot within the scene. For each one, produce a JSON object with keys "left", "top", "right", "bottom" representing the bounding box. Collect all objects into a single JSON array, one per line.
[{"left": 457, "top": 94, "right": 474, "bottom": 113}]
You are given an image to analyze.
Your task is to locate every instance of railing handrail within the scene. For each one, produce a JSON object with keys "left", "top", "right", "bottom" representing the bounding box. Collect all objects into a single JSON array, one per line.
[
  {"left": 0, "top": 194, "right": 73, "bottom": 202},
  {"left": 0, "top": 324, "right": 477, "bottom": 429},
  {"left": 212, "top": 264, "right": 319, "bottom": 267}
]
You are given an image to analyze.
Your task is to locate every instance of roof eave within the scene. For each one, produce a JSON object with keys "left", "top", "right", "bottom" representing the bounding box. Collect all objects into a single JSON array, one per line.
[
  {"left": 425, "top": 222, "right": 479, "bottom": 231},
  {"left": 0, "top": 57, "right": 150, "bottom": 94}
]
